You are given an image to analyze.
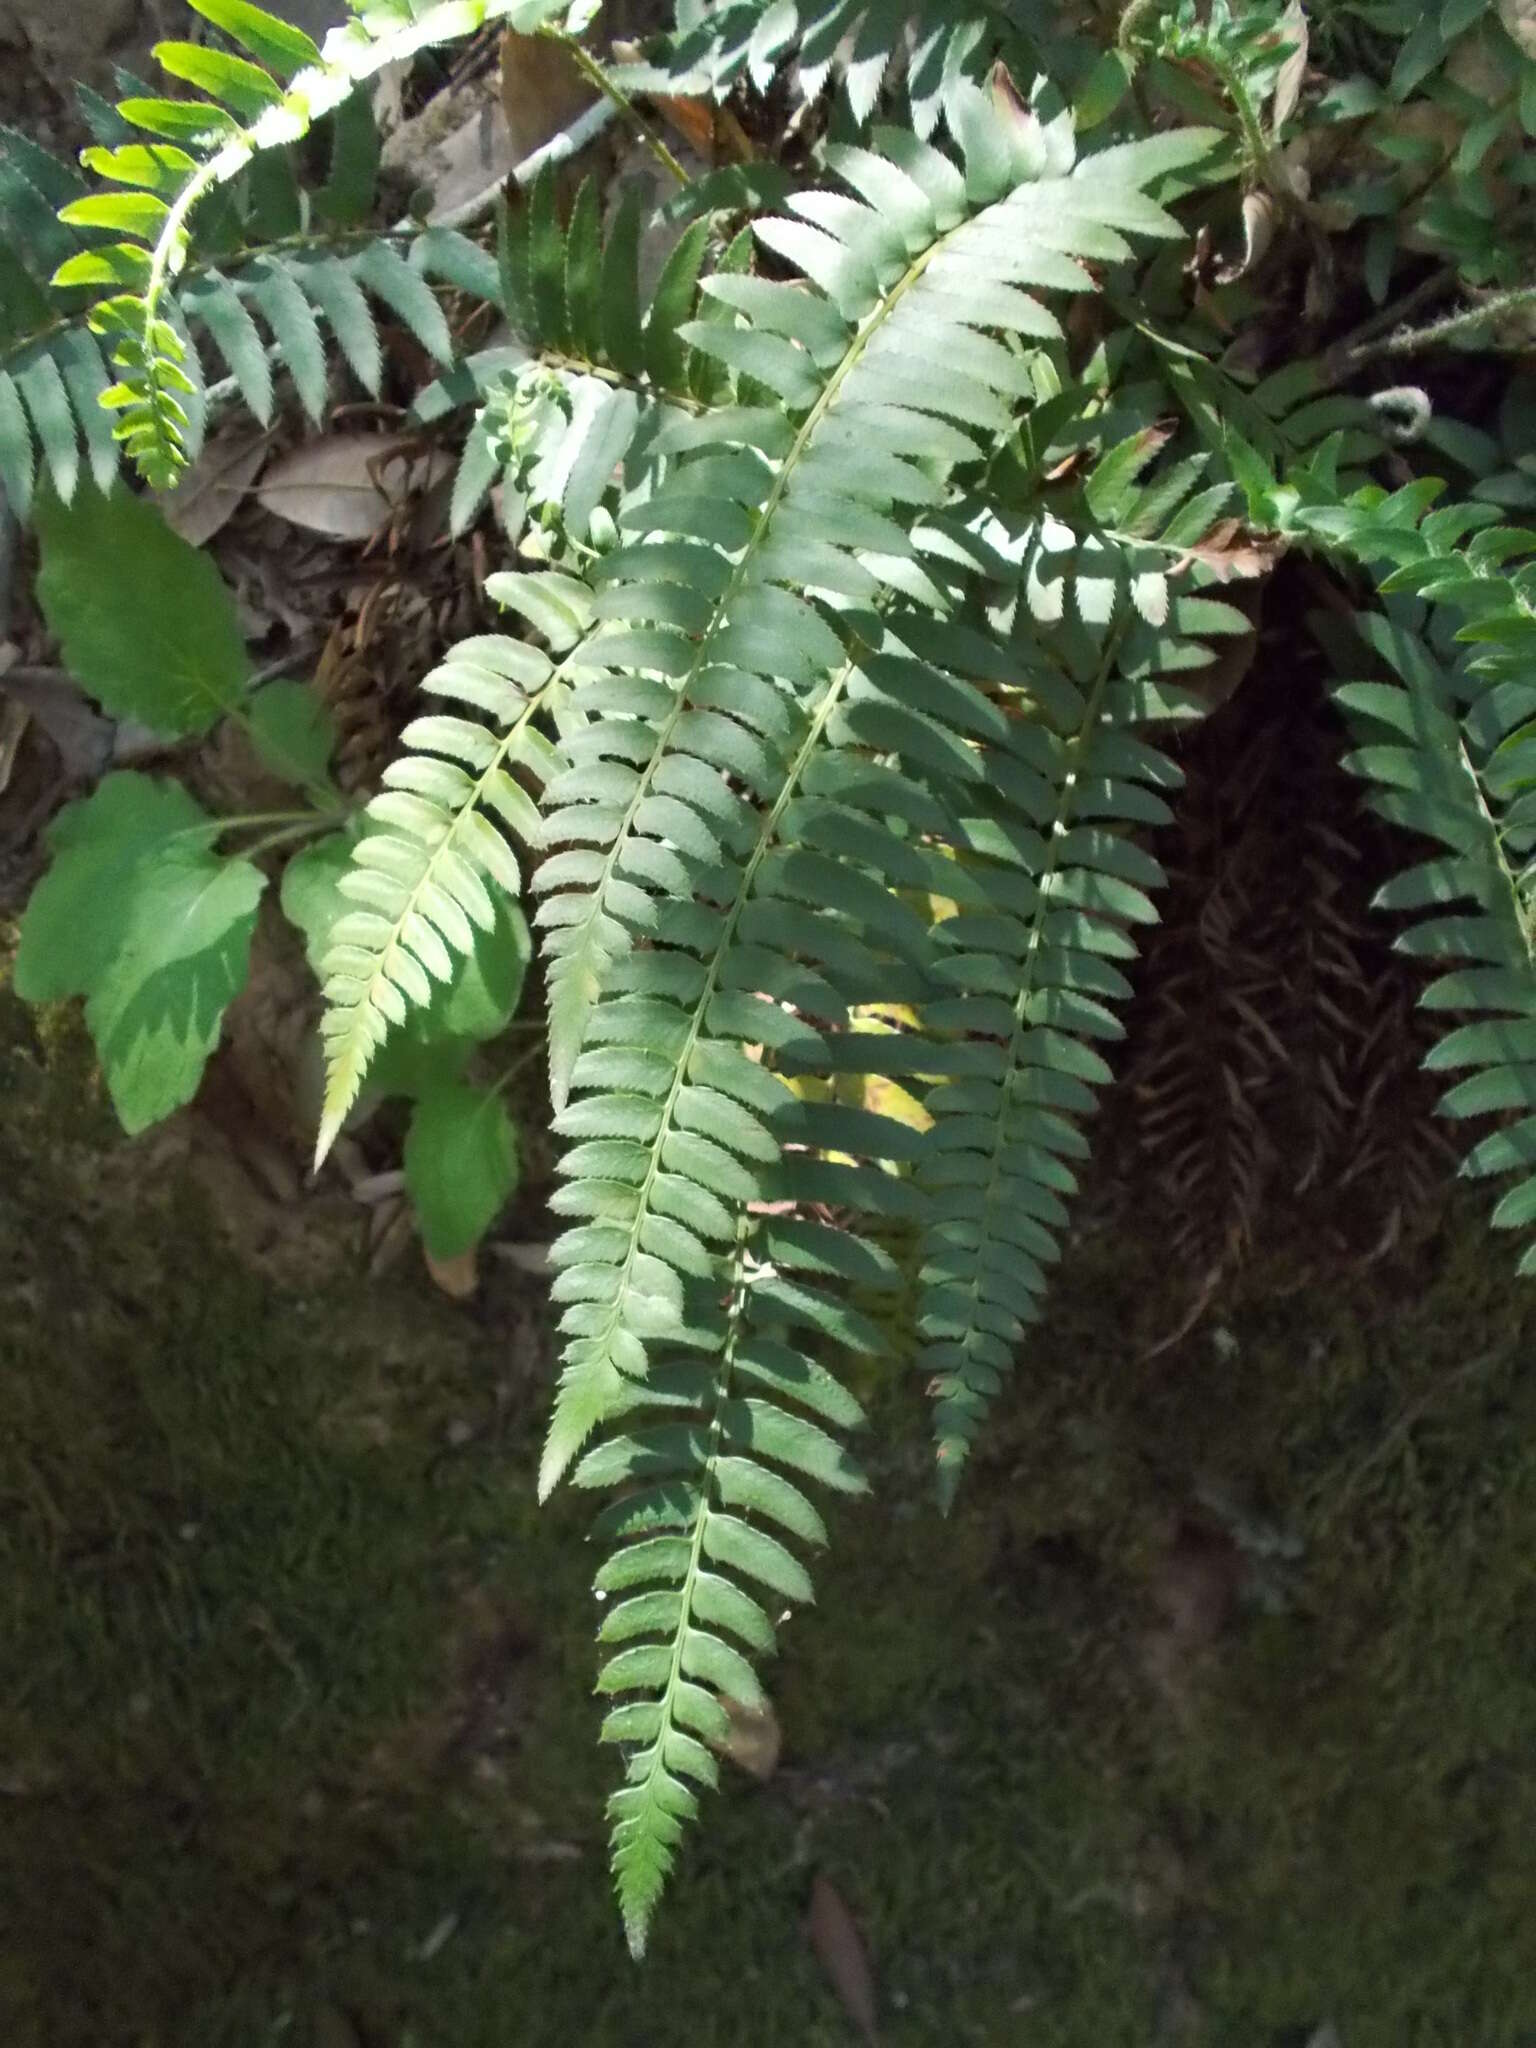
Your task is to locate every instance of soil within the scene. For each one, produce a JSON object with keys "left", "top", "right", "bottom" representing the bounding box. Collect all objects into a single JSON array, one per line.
[{"left": 4, "top": 971, "right": 1535, "bottom": 2048}]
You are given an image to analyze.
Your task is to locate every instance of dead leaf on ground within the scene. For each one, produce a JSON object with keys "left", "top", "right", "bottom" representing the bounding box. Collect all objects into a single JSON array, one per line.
[
  {"left": 153, "top": 428, "right": 270, "bottom": 546},
  {"left": 425, "top": 1245, "right": 479, "bottom": 1299},
  {"left": 804, "top": 1874, "right": 880, "bottom": 2045},
  {"left": 720, "top": 1693, "right": 781, "bottom": 1781},
  {"left": 256, "top": 434, "right": 452, "bottom": 541},
  {"left": 1171, "top": 519, "right": 1288, "bottom": 583}
]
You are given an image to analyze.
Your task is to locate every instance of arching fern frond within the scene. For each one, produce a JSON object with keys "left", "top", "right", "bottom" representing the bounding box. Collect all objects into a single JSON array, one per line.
[
  {"left": 38, "top": 0, "right": 581, "bottom": 490},
  {"left": 0, "top": 70, "right": 497, "bottom": 507},
  {"left": 514, "top": 98, "right": 1222, "bottom": 1942},
  {"left": 314, "top": 568, "right": 588, "bottom": 1160}
]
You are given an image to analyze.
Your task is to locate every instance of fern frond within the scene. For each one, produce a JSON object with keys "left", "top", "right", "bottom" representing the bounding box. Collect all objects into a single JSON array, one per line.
[
  {"left": 616, "top": 0, "right": 1044, "bottom": 137},
  {"left": 535, "top": 105, "right": 1217, "bottom": 1110},
  {"left": 1202, "top": 459, "right": 1536, "bottom": 1270},
  {"left": 0, "top": 126, "right": 131, "bottom": 508},
  {"left": 909, "top": 617, "right": 1202, "bottom": 1500},
  {"left": 35, "top": 0, "right": 577, "bottom": 490},
  {"left": 314, "top": 568, "right": 588, "bottom": 1160},
  {"left": 505, "top": 100, "right": 1227, "bottom": 1939},
  {"left": 538, "top": 620, "right": 929, "bottom": 1493},
  {"left": 0, "top": 79, "right": 495, "bottom": 505},
  {"left": 1317, "top": 506, "right": 1536, "bottom": 1273},
  {"left": 530, "top": 107, "right": 1218, "bottom": 1492},
  {"left": 577, "top": 1221, "right": 874, "bottom": 1955}
]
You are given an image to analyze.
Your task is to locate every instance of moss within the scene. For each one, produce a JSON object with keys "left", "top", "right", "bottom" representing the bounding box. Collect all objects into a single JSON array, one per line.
[{"left": 3, "top": 972, "right": 1536, "bottom": 2045}]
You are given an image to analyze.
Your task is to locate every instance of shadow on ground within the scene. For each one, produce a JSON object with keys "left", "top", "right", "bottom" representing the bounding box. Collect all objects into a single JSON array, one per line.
[{"left": 3, "top": 979, "right": 1535, "bottom": 2048}]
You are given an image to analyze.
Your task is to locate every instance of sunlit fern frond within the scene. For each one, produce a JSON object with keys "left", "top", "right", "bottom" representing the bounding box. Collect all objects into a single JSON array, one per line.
[
  {"left": 314, "top": 569, "right": 588, "bottom": 1159},
  {"left": 526, "top": 100, "right": 1222, "bottom": 1942},
  {"left": 614, "top": 0, "right": 1050, "bottom": 137},
  {"left": 25, "top": 0, "right": 573, "bottom": 491}
]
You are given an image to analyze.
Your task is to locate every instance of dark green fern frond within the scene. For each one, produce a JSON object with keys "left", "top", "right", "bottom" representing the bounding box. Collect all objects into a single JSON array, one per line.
[
  {"left": 1322, "top": 540, "right": 1536, "bottom": 1273},
  {"left": 513, "top": 100, "right": 1222, "bottom": 1941},
  {"left": 909, "top": 612, "right": 1205, "bottom": 1499},
  {"left": 0, "top": 126, "right": 140, "bottom": 509},
  {"left": 576, "top": 1221, "right": 877, "bottom": 1955},
  {"left": 616, "top": 0, "right": 1048, "bottom": 138},
  {"left": 32, "top": 0, "right": 576, "bottom": 492},
  {"left": 1279, "top": 470, "right": 1536, "bottom": 1272}
]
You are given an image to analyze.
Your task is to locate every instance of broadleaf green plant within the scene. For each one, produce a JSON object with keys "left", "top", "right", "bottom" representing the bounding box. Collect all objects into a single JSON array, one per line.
[
  {"left": 16, "top": 479, "right": 530, "bottom": 1249},
  {"left": 12, "top": 0, "right": 1536, "bottom": 1960}
]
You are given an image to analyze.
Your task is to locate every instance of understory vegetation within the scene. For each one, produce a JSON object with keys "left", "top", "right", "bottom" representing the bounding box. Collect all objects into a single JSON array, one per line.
[{"left": 2, "top": 0, "right": 1535, "bottom": 1980}]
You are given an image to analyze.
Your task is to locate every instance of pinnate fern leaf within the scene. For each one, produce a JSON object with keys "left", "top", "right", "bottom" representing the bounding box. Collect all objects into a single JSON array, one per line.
[
  {"left": 314, "top": 570, "right": 587, "bottom": 1160},
  {"left": 522, "top": 95, "right": 1221, "bottom": 1942},
  {"left": 24, "top": 0, "right": 559, "bottom": 493},
  {"left": 1317, "top": 504, "right": 1536, "bottom": 1272},
  {"left": 536, "top": 104, "right": 1217, "bottom": 1114}
]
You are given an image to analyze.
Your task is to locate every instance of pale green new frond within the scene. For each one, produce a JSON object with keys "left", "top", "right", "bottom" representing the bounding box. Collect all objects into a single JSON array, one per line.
[
  {"left": 39, "top": 0, "right": 568, "bottom": 490},
  {"left": 314, "top": 570, "right": 591, "bottom": 1160}
]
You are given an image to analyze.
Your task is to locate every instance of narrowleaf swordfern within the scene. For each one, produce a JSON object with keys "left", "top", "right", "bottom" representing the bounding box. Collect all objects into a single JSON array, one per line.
[
  {"left": 45, "top": 0, "right": 1536, "bottom": 1957},
  {"left": 317, "top": 79, "right": 1222, "bottom": 1950}
]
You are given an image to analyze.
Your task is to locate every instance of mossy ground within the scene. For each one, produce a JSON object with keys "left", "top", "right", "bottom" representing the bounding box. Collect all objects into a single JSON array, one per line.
[{"left": 3, "top": 976, "right": 1535, "bottom": 2048}]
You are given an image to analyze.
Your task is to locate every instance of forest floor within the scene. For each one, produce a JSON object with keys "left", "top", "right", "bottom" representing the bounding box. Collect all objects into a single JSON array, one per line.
[{"left": 4, "top": 965, "right": 1536, "bottom": 2048}]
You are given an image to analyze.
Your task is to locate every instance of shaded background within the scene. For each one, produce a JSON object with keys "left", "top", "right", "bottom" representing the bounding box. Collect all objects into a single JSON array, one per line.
[{"left": 5, "top": 954, "right": 1536, "bottom": 2047}]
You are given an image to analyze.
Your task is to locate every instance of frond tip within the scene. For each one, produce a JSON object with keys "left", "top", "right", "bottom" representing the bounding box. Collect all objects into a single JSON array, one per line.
[{"left": 577, "top": 1238, "right": 868, "bottom": 1957}]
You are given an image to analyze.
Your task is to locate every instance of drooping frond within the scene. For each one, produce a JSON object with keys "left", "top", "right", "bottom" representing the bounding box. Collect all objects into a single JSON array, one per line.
[
  {"left": 577, "top": 1221, "right": 877, "bottom": 1956},
  {"left": 1286, "top": 476, "right": 1536, "bottom": 1271},
  {"left": 522, "top": 97, "right": 1222, "bottom": 1941},
  {"left": 313, "top": 570, "right": 585, "bottom": 1160},
  {"left": 909, "top": 613, "right": 1205, "bottom": 1500}
]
